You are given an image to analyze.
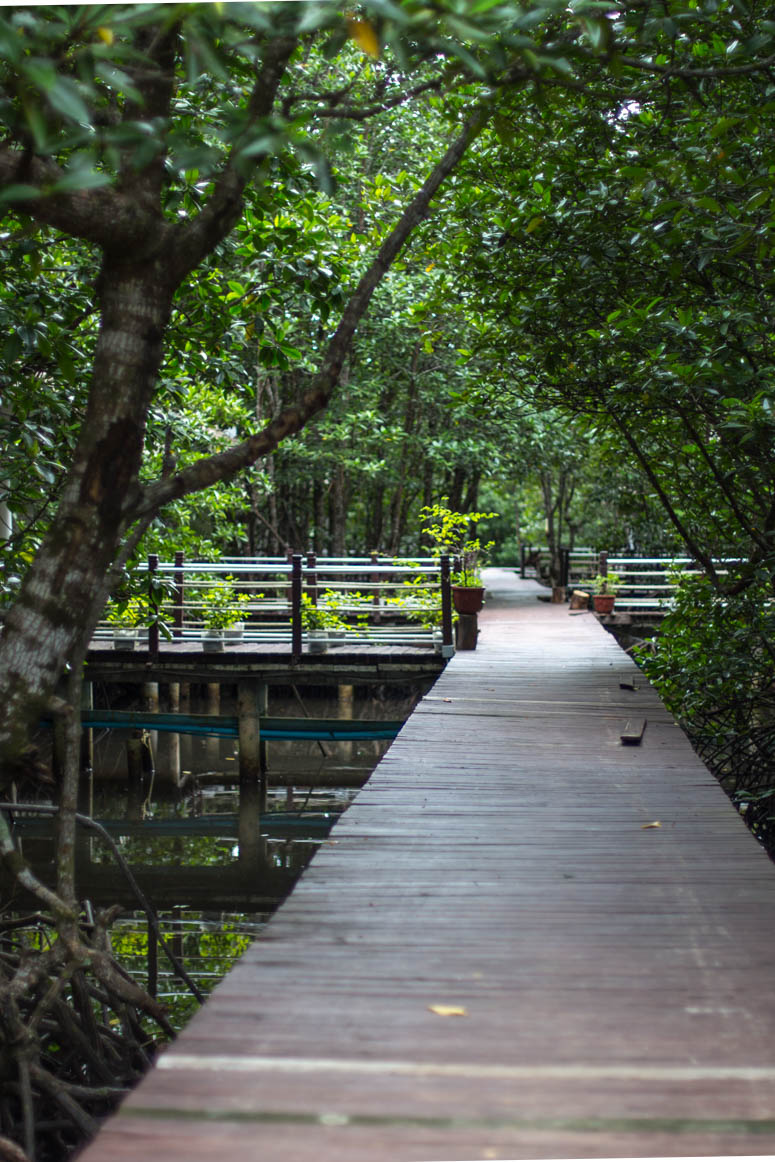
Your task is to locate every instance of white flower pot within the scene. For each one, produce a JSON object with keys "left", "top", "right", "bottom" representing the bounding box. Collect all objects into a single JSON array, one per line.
[
  {"left": 307, "top": 630, "right": 328, "bottom": 654},
  {"left": 113, "top": 629, "right": 137, "bottom": 650},
  {"left": 201, "top": 629, "right": 225, "bottom": 651}
]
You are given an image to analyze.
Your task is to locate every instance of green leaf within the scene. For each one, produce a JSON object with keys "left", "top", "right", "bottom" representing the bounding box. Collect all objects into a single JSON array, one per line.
[
  {"left": 47, "top": 76, "right": 92, "bottom": 125},
  {"left": 50, "top": 165, "right": 112, "bottom": 194},
  {"left": 0, "top": 184, "right": 42, "bottom": 206}
]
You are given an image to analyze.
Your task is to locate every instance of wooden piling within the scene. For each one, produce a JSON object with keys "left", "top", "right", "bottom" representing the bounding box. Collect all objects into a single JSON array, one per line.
[
  {"left": 143, "top": 681, "right": 159, "bottom": 764},
  {"left": 206, "top": 683, "right": 221, "bottom": 769},
  {"left": 456, "top": 612, "right": 478, "bottom": 650},
  {"left": 126, "top": 733, "right": 144, "bottom": 822},
  {"left": 157, "top": 683, "right": 181, "bottom": 786},
  {"left": 237, "top": 681, "right": 263, "bottom": 863},
  {"left": 338, "top": 682, "right": 355, "bottom": 761},
  {"left": 179, "top": 682, "right": 191, "bottom": 772}
]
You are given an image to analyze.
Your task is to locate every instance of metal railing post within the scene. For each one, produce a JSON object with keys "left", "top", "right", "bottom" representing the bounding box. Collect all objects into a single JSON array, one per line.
[
  {"left": 174, "top": 550, "right": 184, "bottom": 639},
  {"left": 147, "top": 554, "right": 159, "bottom": 658},
  {"left": 441, "top": 555, "right": 453, "bottom": 650},
  {"left": 371, "top": 551, "right": 381, "bottom": 623},
  {"left": 285, "top": 548, "right": 293, "bottom": 612},
  {"left": 291, "top": 554, "right": 302, "bottom": 660},
  {"left": 307, "top": 551, "right": 318, "bottom": 606}
]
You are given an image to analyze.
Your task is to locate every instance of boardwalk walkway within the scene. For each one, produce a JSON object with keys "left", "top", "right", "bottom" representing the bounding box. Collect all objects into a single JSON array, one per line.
[{"left": 81, "top": 569, "right": 775, "bottom": 1161}]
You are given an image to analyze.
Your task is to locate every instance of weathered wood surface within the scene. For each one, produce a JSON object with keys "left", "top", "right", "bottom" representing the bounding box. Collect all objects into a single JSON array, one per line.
[
  {"left": 85, "top": 644, "right": 445, "bottom": 688},
  {"left": 80, "top": 569, "right": 775, "bottom": 1160}
]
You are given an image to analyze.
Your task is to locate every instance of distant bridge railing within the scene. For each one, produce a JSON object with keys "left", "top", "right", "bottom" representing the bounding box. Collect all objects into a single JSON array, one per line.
[
  {"left": 519, "top": 547, "right": 743, "bottom": 613},
  {"left": 95, "top": 553, "right": 455, "bottom": 659}
]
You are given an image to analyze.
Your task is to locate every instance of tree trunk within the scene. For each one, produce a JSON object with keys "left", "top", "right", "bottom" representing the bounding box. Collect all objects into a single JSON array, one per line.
[
  {"left": 0, "top": 261, "right": 172, "bottom": 766},
  {"left": 367, "top": 483, "right": 384, "bottom": 553},
  {"left": 330, "top": 464, "right": 349, "bottom": 558},
  {"left": 312, "top": 479, "right": 327, "bottom": 555}
]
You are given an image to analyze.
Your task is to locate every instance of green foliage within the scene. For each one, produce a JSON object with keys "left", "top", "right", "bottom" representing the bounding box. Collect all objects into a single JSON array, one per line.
[
  {"left": 300, "top": 592, "right": 347, "bottom": 632},
  {"left": 592, "top": 572, "right": 619, "bottom": 596},
  {"left": 198, "top": 579, "right": 251, "bottom": 630},
  {"left": 104, "top": 595, "right": 150, "bottom": 628},
  {"left": 636, "top": 570, "right": 775, "bottom": 849},
  {"left": 420, "top": 497, "right": 498, "bottom": 585},
  {"left": 385, "top": 573, "right": 442, "bottom": 628}
]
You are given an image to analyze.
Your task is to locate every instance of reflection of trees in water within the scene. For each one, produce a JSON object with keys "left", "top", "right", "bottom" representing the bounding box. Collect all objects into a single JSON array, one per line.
[{"left": 1, "top": 816, "right": 320, "bottom": 1162}]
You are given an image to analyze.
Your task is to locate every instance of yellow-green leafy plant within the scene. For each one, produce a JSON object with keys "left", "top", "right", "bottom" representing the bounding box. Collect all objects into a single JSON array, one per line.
[
  {"left": 420, "top": 497, "right": 498, "bottom": 587},
  {"left": 200, "top": 578, "right": 251, "bottom": 630},
  {"left": 300, "top": 593, "right": 347, "bottom": 632}
]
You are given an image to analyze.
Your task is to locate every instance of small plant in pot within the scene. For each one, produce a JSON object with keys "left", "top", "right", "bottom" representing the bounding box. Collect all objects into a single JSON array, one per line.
[
  {"left": 301, "top": 593, "right": 347, "bottom": 653},
  {"left": 420, "top": 497, "right": 498, "bottom": 615},
  {"left": 199, "top": 581, "right": 250, "bottom": 650},
  {"left": 105, "top": 596, "right": 148, "bottom": 649},
  {"left": 591, "top": 572, "right": 620, "bottom": 614}
]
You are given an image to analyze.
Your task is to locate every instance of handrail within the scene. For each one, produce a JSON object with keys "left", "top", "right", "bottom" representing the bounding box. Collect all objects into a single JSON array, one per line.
[
  {"left": 99, "top": 553, "right": 455, "bottom": 660},
  {"left": 518, "top": 544, "right": 748, "bottom": 612}
]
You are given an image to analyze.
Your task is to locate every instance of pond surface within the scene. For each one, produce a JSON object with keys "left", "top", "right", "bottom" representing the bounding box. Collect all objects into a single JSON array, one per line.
[{"left": 13, "top": 681, "right": 431, "bottom": 1027}]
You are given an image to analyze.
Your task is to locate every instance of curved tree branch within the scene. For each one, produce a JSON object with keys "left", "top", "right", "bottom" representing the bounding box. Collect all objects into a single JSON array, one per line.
[{"left": 137, "top": 104, "right": 492, "bottom": 518}]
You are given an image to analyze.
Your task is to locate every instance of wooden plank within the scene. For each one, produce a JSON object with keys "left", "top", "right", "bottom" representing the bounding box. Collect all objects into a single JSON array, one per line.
[
  {"left": 79, "top": 568, "right": 775, "bottom": 1162},
  {"left": 620, "top": 717, "right": 647, "bottom": 745}
]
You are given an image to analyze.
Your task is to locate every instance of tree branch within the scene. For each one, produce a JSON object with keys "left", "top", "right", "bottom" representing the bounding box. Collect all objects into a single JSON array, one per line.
[
  {"left": 168, "top": 34, "right": 298, "bottom": 284},
  {"left": 137, "top": 104, "right": 491, "bottom": 519},
  {"left": 607, "top": 405, "right": 721, "bottom": 584},
  {"left": 292, "top": 76, "right": 445, "bottom": 121},
  {"left": 618, "top": 52, "right": 775, "bottom": 79},
  {"left": 0, "top": 148, "right": 169, "bottom": 256}
]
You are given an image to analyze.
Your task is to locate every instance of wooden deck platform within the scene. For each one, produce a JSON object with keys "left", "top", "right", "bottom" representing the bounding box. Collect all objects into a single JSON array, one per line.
[
  {"left": 85, "top": 641, "right": 445, "bottom": 687},
  {"left": 80, "top": 569, "right": 775, "bottom": 1161}
]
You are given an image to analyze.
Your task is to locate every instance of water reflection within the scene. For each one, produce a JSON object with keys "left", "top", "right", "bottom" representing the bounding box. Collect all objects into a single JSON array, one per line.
[{"left": 9, "top": 682, "right": 429, "bottom": 1023}]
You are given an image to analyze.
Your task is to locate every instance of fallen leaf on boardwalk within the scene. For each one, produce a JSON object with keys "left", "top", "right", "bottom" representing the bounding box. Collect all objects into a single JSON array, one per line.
[
  {"left": 641, "top": 821, "right": 661, "bottom": 829},
  {"left": 428, "top": 1004, "right": 468, "bottom": 1017},
  {"left": 442, "top": 698, "right": 453, "bottom": 703}
]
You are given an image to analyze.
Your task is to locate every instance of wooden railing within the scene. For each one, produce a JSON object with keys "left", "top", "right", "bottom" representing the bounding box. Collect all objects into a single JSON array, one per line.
[
  {"left": 96, "top": 554, "right": 455, "bottom": 659},
  {"left": 519, "top": 546, "right": 743, "bottom": 612}
]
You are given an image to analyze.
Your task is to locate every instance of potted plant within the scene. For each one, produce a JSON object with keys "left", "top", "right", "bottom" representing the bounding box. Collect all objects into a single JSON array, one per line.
[
  {"left": 199, "top": 580, "right": 250, "bottom": 650},
  {"left": 105, "top": 596, "right": 148, "bottom": 650},
  {"left": 420, "top": 498, "right": 498, "bottom": 615},
  {"left": 301, "top": 593, "right": 347, "bottom": 653},
  {"left": 591, "top": 572, "right": 620, "bottom": 614}
]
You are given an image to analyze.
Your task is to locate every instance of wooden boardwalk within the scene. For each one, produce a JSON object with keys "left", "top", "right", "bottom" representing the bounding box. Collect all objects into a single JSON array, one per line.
[{"left": 80, "top": 569, "right": 775, "bottom": 1161}]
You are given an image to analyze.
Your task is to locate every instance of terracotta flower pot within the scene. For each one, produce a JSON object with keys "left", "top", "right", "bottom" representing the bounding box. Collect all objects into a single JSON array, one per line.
[
  {"left": 452, "top": 585, "right": 485, "bottom": 614},
  {"left": 593, "top": 594, "right": 615, "bottom": 614}
]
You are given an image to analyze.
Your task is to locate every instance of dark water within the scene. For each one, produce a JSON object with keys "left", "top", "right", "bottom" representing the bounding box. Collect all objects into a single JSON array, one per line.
[{"left": 11, "top": 681, "right": 430, "bottom": 1026}]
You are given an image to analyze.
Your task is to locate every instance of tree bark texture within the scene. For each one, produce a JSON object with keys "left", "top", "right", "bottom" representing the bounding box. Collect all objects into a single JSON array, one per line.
[{"left": 0, "top": 262, "right": 174, "bottom": 765}]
